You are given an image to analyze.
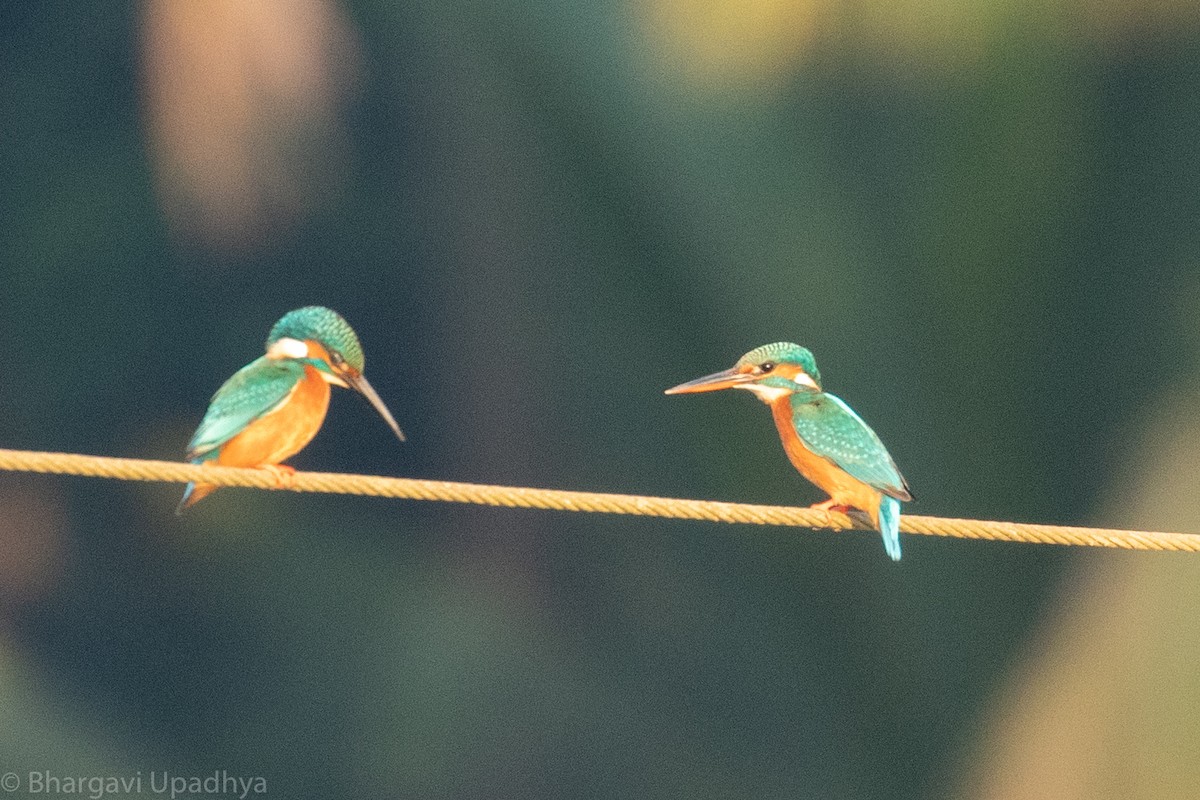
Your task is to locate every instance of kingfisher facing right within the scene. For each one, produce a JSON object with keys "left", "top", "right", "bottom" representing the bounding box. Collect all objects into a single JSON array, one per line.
[
  {"left": 177, "top": 306, "right": 406, "bottom": 513},
  {"left": 666, "top": 343, "right": 912, "bottom": 560}
]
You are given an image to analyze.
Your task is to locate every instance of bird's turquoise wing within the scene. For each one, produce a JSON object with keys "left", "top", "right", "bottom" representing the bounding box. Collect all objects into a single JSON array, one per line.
[
  {"left": 185, "top": 357, "right": 304, "bottom": 461},
  {"left": 790, "top": 393, "right": 912, "bottom": 501}
]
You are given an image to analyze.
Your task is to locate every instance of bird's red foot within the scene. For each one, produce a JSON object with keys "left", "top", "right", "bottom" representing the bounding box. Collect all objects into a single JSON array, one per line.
[
  {"left": 257, "top": 463, "right": 297, "bottom": 489},
  {"left": 811, "top": 499, "right": 853, "bottom": 513}
]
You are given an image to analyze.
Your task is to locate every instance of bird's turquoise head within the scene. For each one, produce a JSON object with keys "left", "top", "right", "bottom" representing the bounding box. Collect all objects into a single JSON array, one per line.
[
  {"left": 264, "top": 306, "right": 405, "bottom": 441},
  {"left": 665, "top": 342, "right": 822, "bottom": 403},
  {"left": 268, "top": 306, "right": 365, "bottom": 373}
]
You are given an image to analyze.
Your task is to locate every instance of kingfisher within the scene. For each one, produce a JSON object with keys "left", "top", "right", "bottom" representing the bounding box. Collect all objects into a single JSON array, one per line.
[
  {"left": 176, "top": 306, "right": 406, "bottom": 513},
  {"left": 665, "top": 342, "right": 912, "bottom": 560}
]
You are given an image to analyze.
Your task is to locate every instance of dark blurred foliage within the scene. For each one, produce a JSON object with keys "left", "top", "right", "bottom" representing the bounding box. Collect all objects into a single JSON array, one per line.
[{"left": 1, "top": 1, "right": 1199, "bottom": 798}]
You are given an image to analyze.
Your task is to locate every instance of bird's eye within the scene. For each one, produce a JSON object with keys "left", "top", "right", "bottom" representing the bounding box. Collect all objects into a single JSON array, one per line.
[
  {"left": 330, "top": 351, "right": 345, "bottom": 366},
  {"left": 759, "top": 361, "right": 776, "bottom": 373}
]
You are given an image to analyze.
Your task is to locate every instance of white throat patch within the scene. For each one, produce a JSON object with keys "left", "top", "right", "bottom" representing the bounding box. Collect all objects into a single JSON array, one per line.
[
  {"left": 736, "top": 383, "right": 793, "bottom": 404},
  {"left": 319, "top": 370, "right": 350, "bottom": 388},
  {"left": 267, "top": 337, "right": 308, "bottom": 360}
]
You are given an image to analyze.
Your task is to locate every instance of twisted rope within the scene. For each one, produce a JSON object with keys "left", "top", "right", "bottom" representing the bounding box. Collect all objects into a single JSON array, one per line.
[{"left": 0, "top": 448, "right": 1191, "bottom": 551}]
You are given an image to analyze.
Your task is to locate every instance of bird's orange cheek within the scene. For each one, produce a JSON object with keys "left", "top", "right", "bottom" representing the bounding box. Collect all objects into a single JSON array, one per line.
[
  {"left": 304, "top": 340, "right": 333, "bottom": 361},
  {"left": 772, "top": 363, "right": 799, "bottom": 379}
]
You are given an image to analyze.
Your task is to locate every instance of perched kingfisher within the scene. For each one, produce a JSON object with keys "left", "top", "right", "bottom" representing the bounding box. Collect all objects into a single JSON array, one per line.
[
  {"left": 176, "top": 306, "right": 406, "bottom": 513},
  {"left": 666, "top": 343, "right": 912, "bottom": 560}
]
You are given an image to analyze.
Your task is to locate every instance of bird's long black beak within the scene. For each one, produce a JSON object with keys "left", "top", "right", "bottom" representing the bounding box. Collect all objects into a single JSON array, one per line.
[
  {"left": 664, "top": 367, "right": 752, "bottom": 395},
  {"left": 345, "top": 371, "right": 406, "bottom": 442}
]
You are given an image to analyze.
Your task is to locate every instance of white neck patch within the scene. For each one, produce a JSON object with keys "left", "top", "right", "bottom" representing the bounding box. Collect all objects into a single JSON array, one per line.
[
  {"left": 267, "top": 337, "right": 308, "bottom": 360},
  {"left": 793, "top": 372, "right": 820, "bottom": 391},
  {"left": 736, "top": 383, "right": 793, "bottom": 404}
]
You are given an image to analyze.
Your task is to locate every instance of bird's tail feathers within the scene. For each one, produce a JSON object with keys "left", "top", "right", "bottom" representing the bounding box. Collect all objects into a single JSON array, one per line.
[
  {"left": 878, "top": 495, "right": 902, "bottom": 561},
  {"left": 175, "top": 481, "right": 217, "bottom": 515}
]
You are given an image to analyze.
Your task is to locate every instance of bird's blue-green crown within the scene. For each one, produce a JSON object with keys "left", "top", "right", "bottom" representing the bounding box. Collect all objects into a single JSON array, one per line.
[
  {"left": 268, "top": 306, "right": 365, "bottom": 371},
  {"left": 736, "top": 342, "right": 821, "bottom": 387}
]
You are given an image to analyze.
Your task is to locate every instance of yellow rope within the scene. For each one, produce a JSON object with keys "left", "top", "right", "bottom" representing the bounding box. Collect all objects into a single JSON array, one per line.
[{"left": 0, "top": 447, "right": 1191, "bottom": 551}]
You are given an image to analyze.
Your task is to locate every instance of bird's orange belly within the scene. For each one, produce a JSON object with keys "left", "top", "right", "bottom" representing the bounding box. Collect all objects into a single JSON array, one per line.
[
  {"left": 770, "top": 401, "right": 883, "bottom": 524},
  {"left": 217, "top": 367, "right": 331, "bottom": 468}
]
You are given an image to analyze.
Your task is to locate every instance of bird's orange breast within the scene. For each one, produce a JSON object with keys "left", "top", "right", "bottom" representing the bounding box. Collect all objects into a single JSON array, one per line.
[
  {"left": 770, "top": 399, "right": 884, "bottom": 526},
  {"left": 216, "top": 366, "right": 332, "bottom": 468}
]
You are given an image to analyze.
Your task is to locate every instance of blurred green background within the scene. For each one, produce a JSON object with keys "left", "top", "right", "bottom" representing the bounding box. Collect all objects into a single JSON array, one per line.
[{"left": 2, "top": 1, "right": 1200, "bottom": 797}]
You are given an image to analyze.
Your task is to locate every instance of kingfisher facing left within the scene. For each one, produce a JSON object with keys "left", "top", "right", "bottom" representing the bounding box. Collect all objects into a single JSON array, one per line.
[
  {"left": 176, "top": 306, "right": 406, "bottom": 513},
  {"left": 666, "top": 343, "right": 912, "bottom": 560}
]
